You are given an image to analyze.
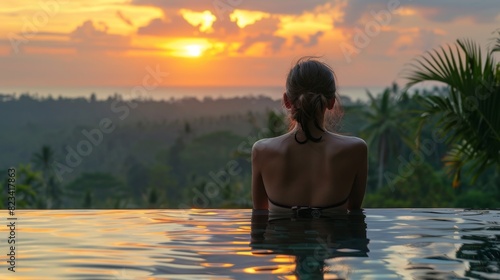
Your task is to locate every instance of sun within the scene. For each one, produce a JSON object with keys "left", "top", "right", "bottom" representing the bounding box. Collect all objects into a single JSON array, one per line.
[
  {"left": 162, "top": 39, "right": 211, "bottom": 58},
  {"left": 184, "top": 44, "right": 203, "bottom": 57}
]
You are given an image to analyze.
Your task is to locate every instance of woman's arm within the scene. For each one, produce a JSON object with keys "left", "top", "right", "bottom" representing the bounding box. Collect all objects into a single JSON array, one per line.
[
  {"left": 347, "top": 139, "right": 368, "bottom": 211},
  {"left": 252, "top": 141, "right": 268, "bottom": 210}
]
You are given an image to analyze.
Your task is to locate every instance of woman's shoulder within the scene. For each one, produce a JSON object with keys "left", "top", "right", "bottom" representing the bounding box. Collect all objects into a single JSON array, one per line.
[
  {"left": 328, "top": 133, "right": 367, "bottom": 152},
  {"left": 252, "top": 133, "right": 291, "bottom": 153},
  {"left": 253, "top": 134, "right": 283, "bottom": 148},
  {"left": 252, "top": 137, "right": 278, "bottom": 163}
]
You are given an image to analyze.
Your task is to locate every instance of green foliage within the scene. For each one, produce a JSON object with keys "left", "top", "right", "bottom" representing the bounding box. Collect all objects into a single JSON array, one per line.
[
  {"left": 262, "top": 110, "right": 289, "bottom": 138},
  {"left": 0, "top": 96, "right": 278, "bottom": 182},
  {"left": 123, "top": 156, "right": 149, "bottom": 199},
  {"left": 65, "top": 172, "right": 128, "bottom": 208},
  {"left": 358, "top": 85, "right": 416, "bottom": 189},
  {"left": 454, "top": 190, "right": 500, "bottom": 209},
  {"left": 0, "top": 164, "right": 44, "bottom": 209},
  {"left": 83, "top": 190, "right": 92, "bottom": 208},
  {"left": 145, "top": 163, "right": 177, "bottom": 206},
  {"left": 1, "top": 88, "right": 499, "bottom": 209},
  {"left": 363, "top": 162, "right": 455, "bottom": 208},
  {"left": 142, "top": 186, "right": 169, "bottom": 208},
  {"left": 183, "top": 174, "right": 252, "bottom": 209},
  {"left": 33, "top": 145, "right": 62, "bottom": 208},
  {"left": 179, "top": 131, "right": 247, "bottom": 176},
  {"left": 406, "top": 34, "right": 500, "bottom": 187}
]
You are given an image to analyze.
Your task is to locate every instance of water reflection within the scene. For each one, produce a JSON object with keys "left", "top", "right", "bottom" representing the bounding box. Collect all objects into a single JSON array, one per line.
[
  {"left": 250, "top": 210, "right": 369, "bottom": 279},
  {"left": 456, "top": 233, "right": 500, "bottom": 279},
  {"left": 2, "top": 209, "right": 498, "bottom": 279}
]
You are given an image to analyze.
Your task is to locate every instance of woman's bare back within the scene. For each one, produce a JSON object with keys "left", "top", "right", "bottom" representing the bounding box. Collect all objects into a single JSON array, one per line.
[
  {"left": 251, "top": 57, "right": 368, "bottom": 212},
  {"left": 252, "top": 131, "right": 367, "bottom": 211}
]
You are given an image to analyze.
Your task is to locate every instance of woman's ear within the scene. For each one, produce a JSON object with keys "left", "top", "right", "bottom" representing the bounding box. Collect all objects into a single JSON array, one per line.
[
  {"left": 283, "top": 92, "right": 292, "bottom": 109},
  {"left": 327, "top": 98, "right": 335, "bottom": 110}
]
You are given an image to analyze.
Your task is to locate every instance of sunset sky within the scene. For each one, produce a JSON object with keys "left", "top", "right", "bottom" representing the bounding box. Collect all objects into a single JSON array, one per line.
[{"left": 0, "top": 0, "right": 499, "bottom": 88}]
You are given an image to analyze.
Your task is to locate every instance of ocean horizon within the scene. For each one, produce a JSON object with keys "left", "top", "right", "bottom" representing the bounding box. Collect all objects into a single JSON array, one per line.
[{"left": 0, "top": 85, "right": 388, "bottom": 102}]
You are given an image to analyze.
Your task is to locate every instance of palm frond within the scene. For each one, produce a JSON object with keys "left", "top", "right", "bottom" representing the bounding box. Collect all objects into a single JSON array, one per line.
[
  {"left": 405, "top": 33, "right": 500, "bottom": 187},
  {"left": 490, "top": 30, "right": 500, "bottom": 54}
]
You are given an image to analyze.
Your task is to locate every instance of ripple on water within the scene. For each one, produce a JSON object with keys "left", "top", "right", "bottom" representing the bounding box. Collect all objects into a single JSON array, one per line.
[{"left": 0, "top": 208, "right": 498, "bottom": 279}]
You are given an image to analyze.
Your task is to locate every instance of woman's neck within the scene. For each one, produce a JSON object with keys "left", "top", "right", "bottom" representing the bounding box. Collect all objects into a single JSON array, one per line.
[{"left": 293, "top": 119, "right": 326, "bottom": 135}]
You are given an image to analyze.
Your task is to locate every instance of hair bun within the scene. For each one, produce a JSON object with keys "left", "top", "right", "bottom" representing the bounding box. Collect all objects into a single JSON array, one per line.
[{"left": 285, "top": 57, "right": 337, "bottom": 144}]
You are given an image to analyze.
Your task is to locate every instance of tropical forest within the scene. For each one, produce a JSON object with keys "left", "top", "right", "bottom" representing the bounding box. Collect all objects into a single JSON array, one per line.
[{"left": 1, "top": 34, "right": 499, "bottom": 210}]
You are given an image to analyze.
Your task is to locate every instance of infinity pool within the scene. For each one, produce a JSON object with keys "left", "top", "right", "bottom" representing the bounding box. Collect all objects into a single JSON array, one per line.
[{"left": 1, "top": 209, "right": 499, "bottom": 279}]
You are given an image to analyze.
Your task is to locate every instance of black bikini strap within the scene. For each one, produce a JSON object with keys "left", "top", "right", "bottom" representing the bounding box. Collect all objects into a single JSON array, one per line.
[{"left": 268, "top": 196, "right": 349, "bottom": 209}]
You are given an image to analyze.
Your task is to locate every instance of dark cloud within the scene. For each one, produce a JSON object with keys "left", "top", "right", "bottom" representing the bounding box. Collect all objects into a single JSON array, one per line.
[
  {"left": 242, "top": 16, "right": 280, "bottom": 35},
  {"left": 340, "top": 0, "right": 389, "bottom": 26},
  {"left": 341, "top": 0, "right": 500, "bottom": 26},
  {"left": 387, "top": 28, "right": 444, "bottom": 55},
  {"left": 411, "top": 0, "right": 499, "bottom": 23},
  {"left": 70, "top": 20, "right": 130, "bottom": 51},
  {"left": 132, "top": 0, "right": 213, "bottom": 11},
  {"left": 238, "top": 33, "right": 286, "bottom": 53},
  {"left": 137, "top": 14, "right": 199, "bottom": 37},
  {"left": 137, "top": 11, "right": 241, "bottom": 39},
  {"left": 206, "top": 11, "right": 240, "bottom": 38},
  {"left": 231, "top": 0, "right": 334, "bottom": 15},
  {"left": 293, "top": 31, "right": 325, "bottom": 47},
  {"left": 307, "top": 31, "right": 324, "bottom": 47},
  {"left": 116, "top": 10, "right": 133, "bottom": 26},
  {"left": 132, "top": 0, "right": 333, "bottom": 15},
  {"left": 413, "top": 29, "right": 443, "bottom": 51},
  {"left": 71, "top": 20, "right": 106, "bottom": 40}
]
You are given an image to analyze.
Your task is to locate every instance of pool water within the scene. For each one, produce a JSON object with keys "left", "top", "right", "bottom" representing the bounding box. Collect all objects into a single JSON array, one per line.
[{"left": 1, "top": 209, "right": 499, "bottom": 279}]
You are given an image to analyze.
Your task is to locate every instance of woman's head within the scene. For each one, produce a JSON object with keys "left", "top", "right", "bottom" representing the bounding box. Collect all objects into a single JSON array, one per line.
[{"left": 284, "top": 57, "right": 338, "bottom": 143}]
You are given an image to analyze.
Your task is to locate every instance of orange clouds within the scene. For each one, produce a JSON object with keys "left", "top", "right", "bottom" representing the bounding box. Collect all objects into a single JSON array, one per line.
[
  {"left": 180, "top": 9, "right": 217, "bottom": 33},
  {"left": 0, "top": 0, "right": 497, "bottom": 88},
  {"left": 230, "top": 9, "right": 270, "bottom": 28}
]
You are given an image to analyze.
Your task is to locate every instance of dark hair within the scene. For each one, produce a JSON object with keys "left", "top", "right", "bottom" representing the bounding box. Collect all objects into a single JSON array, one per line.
[{"left": 285, "top": 57, "right": 337, "bottom": 143}]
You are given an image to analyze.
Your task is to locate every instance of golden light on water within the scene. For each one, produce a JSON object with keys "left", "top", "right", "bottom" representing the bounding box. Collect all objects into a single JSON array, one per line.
[{"left": 0, "top": 209, "right": 494, "bottom": 279}]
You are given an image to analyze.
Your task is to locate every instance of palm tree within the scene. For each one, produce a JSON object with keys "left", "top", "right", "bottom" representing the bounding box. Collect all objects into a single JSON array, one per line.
[
  {"left": 32, "top": 145, "right": 62, "bottom": 208},
  {"left": 32, "top": 145, "right": 54, "bottom": 173},
  {"left": 405, "top": 32, "right": 500, "bottom": 187},
  {"left": 359, "top": 87, "right": 414, "bottom": 189}
]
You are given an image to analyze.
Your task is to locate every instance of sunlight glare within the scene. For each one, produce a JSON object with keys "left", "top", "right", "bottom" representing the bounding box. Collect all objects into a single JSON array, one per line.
[
  {"left": 162, "top": 39, "right": 212, "bottom": 58},
  {"left": 185, "top": 44, "right": 203, "bottom": 57}
]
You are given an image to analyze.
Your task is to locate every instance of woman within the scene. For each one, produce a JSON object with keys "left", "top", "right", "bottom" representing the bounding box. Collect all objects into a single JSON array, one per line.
[{"left": 251, "top": 57, "right": 367, "bottom": 215}]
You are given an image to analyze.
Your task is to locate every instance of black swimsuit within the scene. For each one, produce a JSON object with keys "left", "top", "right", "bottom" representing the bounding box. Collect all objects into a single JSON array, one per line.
[{"left": 268, "top": 196, "right": 349, "bottom": 218}]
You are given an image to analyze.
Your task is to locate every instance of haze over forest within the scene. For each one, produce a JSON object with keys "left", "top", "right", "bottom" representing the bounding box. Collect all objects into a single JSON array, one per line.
[{"left": 2, "top": 85, "right": 498, "bottom": 209}]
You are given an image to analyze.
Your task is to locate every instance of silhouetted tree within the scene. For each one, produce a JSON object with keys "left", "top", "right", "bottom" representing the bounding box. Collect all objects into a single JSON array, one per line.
[
  {"left": 360, "top": 88, "right": 413, "bottom": 189},
  {"left": 32, "top": 145, "right": 62, "bottom": 208}
]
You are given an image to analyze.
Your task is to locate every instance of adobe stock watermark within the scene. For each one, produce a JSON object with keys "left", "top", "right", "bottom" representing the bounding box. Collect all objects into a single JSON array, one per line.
[
  {"left": 8, "top": 0, "right": 65, "bottom": 54},
  {"left": 340, "top": 0, "right": 413, "bottom": 63},
  {"left": 50, "top": 65, "right": 169, "bottom": 181},
  {"left": 212, "top": 0, "right": 243, "bottom": 20}
]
